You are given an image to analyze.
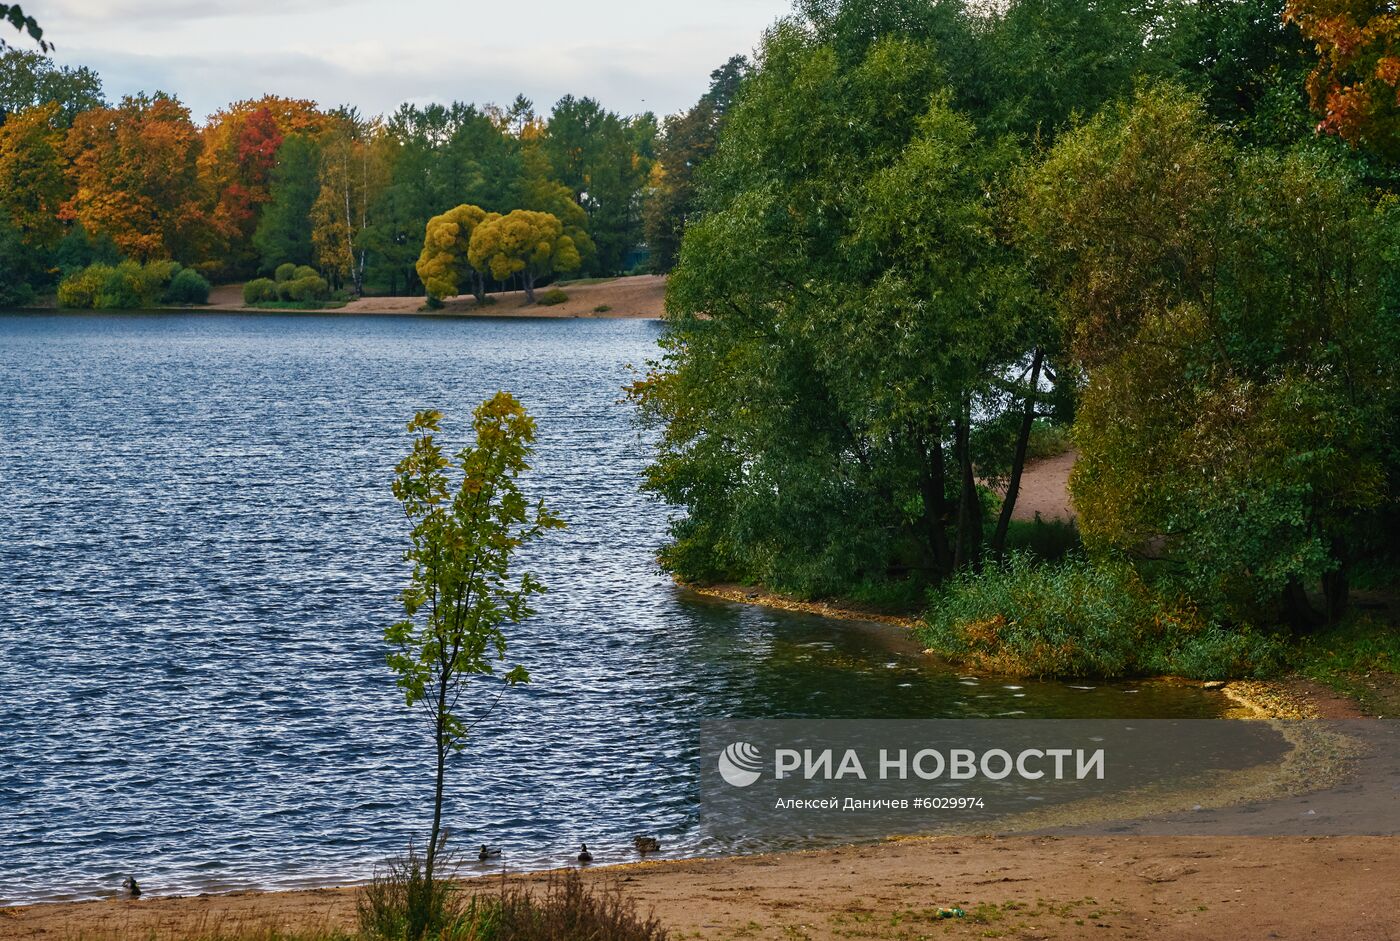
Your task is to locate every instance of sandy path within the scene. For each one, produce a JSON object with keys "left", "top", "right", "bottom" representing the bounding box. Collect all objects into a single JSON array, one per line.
[
  {"left": 1006, "top": 449, "right": 1077, "bottom": 523},
  {"left": 5, "top": 834, "right": 1397, "bottom": 940},
  {"left": 205, "top": 276, "right": 666, "bottom": 319}
]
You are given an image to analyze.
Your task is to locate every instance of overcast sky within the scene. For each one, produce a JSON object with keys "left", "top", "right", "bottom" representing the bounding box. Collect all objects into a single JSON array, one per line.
[{"left": 22, "top": 0, "right": 794, "bottom": 122}]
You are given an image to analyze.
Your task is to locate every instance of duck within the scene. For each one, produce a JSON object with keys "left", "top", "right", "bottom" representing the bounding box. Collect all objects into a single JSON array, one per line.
[
  {"left": 577, "top": 843, "right": 593, "bottom": 864},
  {"left": 121, "top": 875, "right": 141, "bottom": 899},
  {"left": 632, "top": 835, "right": 660, "bottom": 855},
  {"left": 477, "top": 844, "right": 501, "bottom": 861}
]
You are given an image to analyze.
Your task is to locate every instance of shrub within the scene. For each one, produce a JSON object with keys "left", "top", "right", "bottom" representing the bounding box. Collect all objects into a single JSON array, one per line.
[
  {"left": 282, "top": 274, "right": 330, "bottom": 302},
  {"left": 57, "top": 264, "right": 110, "bottom": 308},
  {"left": 164, "top": 267, "right": 211, "bottom": 305},
  {"left": 477, "top": 871, "right": 668, "bottom": 941},
  {"left": 96, "top": 260, "right": 167, "bottom": 309},
  {"left": 1025, "top": 420, "right": 1073, "bottom": 461},
  {"left": 593, "top": 304, "right": 612, "bottom": 313},
  {"left": 356, "top": 845, "right": 465, "bottom": 941},
  {"left": 274, "top": 262, "right": 297, "bottom": 283},
  {"left": 243, "top": 278, "right": 279, "bottom": 304},
  {"left": 537, "top": 288, "right": 569, "bottom": 306},
  {"left": 58, "top": 259, "right": 200, "bottom": 309},
  {"left": 921, "top": 554, "right": 1286, "bottom": 679},
  {"left": 292, "top": 264, "right": 318, "bottom": 281}
]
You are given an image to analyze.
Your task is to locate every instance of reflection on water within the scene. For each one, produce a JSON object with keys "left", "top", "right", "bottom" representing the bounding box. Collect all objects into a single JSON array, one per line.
[{"left": 0, "top": 312, "right": 1226, "bottom": 903}]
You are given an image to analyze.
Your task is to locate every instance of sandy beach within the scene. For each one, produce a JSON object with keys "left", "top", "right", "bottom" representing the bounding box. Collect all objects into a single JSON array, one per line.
[
  {"left": 204, "top": 276, "right": 667, "bottom": 320},
  {"left": 6, "top": 830, "right": 1398, "bottom": 940}
]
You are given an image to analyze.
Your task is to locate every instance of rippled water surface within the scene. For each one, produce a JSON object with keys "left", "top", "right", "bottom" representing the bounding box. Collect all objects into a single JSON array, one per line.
[{"left": 0, "top": 311, "right": 1227, "bottom": 904}]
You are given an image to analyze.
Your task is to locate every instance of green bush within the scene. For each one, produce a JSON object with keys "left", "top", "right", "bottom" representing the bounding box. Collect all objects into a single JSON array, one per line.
[
  {"left": 537, "top": 288, "right": 569, "bottom": 306},
  {"left": 920, "top": 554, "right": 1286, "bottom": 679},
  {"left": 59, "top": 260, "right": 193, "bottom": 309},
  {"left": 1025, "top": 420, "right": 1073, "bottom": 461},
  {"left": 274, "top": 262, "right": 297, "bottom": 283},
  {"left": 94, "top": 260, "right": 164, "bottom": 309},
  {"left": 281, "top": 274, "right": 330, "bottom": 302},
  {"left": 243, "top": 278, "right": 279, "bottom": 304},
  {"left": 593, "top": 304, "right": 613, "bottom": 313},
  {"left": 292, "top": 264, "right": 318, "bottom": 281},
  {"left": 475, "top": 870, "right": 669, "bottom": 941},
  {"left": 57, "top": 264, "right": 110, "bottom": 308},
  {"left": 164, "top": 268, "right": 211, "bottom": 305}
]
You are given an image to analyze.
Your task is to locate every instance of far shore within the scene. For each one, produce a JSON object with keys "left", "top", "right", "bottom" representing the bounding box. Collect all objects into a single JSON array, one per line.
[{"left": 203, "top": 275, "right": 667, "bottom": 320}]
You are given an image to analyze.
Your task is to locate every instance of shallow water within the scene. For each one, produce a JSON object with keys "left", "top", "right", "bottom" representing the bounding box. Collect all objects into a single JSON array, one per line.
[{"left": 0, "top": 311, "right": 1226, "bottom": 904}]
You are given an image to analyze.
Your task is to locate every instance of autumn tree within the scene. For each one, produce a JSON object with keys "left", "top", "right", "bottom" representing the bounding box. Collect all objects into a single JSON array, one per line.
[
  {"left": 311, "top": 109, "right": 384, "bottom": 295},
  {"left": 63, "top": 93, "right": 207, "bottom": 262},
  {"left": 0, "top": 101, "right": 66, "bottom": 250},
  {"left": 415, "top": 203, "right": 488, "bottom": 304},
  {"left": 468, "top": 209, "right": 580, "bottom": 302},
  {"left": 1286, "top": 0, "right": 1400, "bottom": 156}
]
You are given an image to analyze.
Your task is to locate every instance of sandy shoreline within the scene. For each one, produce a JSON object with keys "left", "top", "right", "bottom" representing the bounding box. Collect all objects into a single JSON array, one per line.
[
  {"left": 202, "top": 275, "right": 666, "bottom": 319},
  {"left": 8, "top": 831, "right": 1398, "bottom": 940}
]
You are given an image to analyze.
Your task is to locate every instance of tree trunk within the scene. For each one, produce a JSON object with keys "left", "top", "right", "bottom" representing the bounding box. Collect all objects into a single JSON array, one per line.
[
  {"left": 1323, "top": 536, "right": 1349, "bottom": 623},
  {"left": 472, "top": 270, "right": 485, "bottom": 306},
  {"left": 1282, "top": 577, "right": 1323, "bottom": 633},
  {"left": 917, "top": 432, "right": 953, "bottom": 580},
  {"left": 523, "top": 271, "right": 536, "bottom": 304},
  {"left": 426, "top": 673, "right": 450, "bottom": 885},
  {"left": 952, "top": 406, "right": 983, "bottom": 572},
  {"left": 991, "top": 348, "right": 1044, "bottom": 559}
]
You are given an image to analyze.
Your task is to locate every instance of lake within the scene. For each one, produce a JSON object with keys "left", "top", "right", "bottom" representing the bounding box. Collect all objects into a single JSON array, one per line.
[{"left": 0, "top": 311, "right": 1227, "bottom": 904}]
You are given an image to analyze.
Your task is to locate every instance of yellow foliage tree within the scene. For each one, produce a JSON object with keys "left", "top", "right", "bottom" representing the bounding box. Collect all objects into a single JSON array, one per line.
[
  {"left": 0, "top": 102, "right": 68, "bottom": 250},
  {"left": 467, "top": 209, "right": 581, "bottom": 304},
  {"left": 414, "top": 204, "right": 488, "bottom": 304}
]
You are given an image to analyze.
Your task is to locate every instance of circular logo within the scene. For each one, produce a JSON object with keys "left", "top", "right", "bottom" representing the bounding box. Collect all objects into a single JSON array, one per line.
[{"left": 717, "top": 741, "right": 763, "bottom": 787}]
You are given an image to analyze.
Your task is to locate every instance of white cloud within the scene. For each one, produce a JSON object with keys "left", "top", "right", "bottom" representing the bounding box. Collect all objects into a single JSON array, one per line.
[{"left": 38, "top": 0, "right": 789, "bottom": 121}]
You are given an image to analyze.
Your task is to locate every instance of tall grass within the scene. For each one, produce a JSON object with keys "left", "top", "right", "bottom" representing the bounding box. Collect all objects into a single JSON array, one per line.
[{"left": 354, "top": 850, "right": 666, "bottom": 941}]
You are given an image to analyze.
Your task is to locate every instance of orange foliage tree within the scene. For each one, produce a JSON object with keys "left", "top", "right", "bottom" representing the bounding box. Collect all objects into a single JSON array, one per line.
[
  {"left": 199, "top": 96, "right": 326, "bottom": 274},
  {"left": 1286, "top": 0, "right": 1400, "bottom": 156},
  {"left": 63, "top": 93, "right": 208, "bottom": 262}
]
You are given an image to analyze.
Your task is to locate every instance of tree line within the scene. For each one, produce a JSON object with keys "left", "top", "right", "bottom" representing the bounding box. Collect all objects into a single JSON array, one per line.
[
  {"left": 633, "top": 0, "right": 1400, "bottom": 653},
  {"left": 0, "top": 44, "right": 724, "bottom": 306}
]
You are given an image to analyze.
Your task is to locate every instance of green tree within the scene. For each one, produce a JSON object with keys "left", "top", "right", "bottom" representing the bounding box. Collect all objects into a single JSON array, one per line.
[
  {"left": 637, "top": 6, "right": 1038, "bottom": 598},
  {"left": 468, "top": 209, "right": 580, "bottom": 302},
  {"left": 253, "top": 133, "right": 321, "bottom": 272},
  {"left": 387, "top": 396, "right": 564, "bottom": 889},
  {"left": 643, "top": 55, "right": 748, "bottom": 273},
  {"left": 543, "top": 95, "right": 653, "bottom": 273},
  {"left": 0, "top": 49, "right": 103, "bottom": 125},
  {"left": 1019, "top": 83, "right": 1398, "bottom": 628}
]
